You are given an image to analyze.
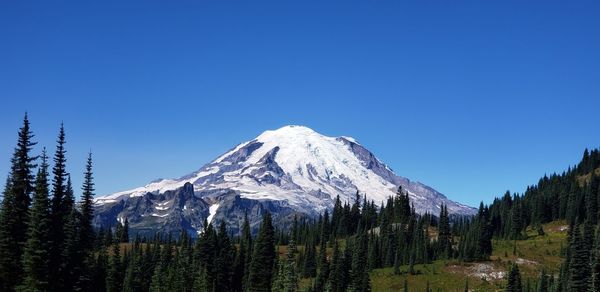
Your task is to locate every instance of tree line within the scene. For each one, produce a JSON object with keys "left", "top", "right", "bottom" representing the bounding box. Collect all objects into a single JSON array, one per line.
[
  {"left": 477, "top": 147, "right": 600, "bottom": 292},
  {"left": 1, "top": 115, "right": 474, "bottom": 291},
  {"left": 0, "top": 114, "right": 95, "bottom": 291},
  {"left": 3, "top": 114, "right": 597, "bottom": 291}
]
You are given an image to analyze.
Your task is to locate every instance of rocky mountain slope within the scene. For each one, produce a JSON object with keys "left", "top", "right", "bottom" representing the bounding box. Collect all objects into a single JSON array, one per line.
[{"left": 94, "top": 125, "right": 475, "bottom": 236}]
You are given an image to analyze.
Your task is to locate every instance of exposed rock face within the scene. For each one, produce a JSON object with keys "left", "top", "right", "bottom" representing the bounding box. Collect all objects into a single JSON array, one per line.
[{"left": 94, "top": 125, "right": 475, "bottom": 236}]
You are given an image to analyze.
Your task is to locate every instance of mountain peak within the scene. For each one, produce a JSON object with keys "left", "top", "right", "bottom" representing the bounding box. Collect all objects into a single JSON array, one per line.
[
  {"left": 95, "top": 126, "right": 476, "bottom": 235},
  {"left": 257, "top": 125, "right": 319, "bottom": 139},
  {"left": 256, "top": 125, "right": 359, "bottom": 145}
]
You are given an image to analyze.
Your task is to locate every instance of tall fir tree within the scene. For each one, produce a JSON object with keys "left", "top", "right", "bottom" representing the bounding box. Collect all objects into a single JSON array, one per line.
[
  {"left": 507, "top": 264, "right": 523, "bottom": 292},
  {"left": 438, "top": 204, "right": 452, "bottom": 259},
  {"left": 19, "top": 149, "right": 51, "bottom": 291},
  {"left": 215, "top": 221, "right": 234, "bottom": 292},
  {"left": 0, "top": 113, "right": 37, "bottom": 291},
  {"left": 62, "top": 206, "right": 83, "bottom": 290},
  {"left": 283, "top": 240, "right": 299, "bottom": 292},
  {"left": 233, "top": 213, "right": 252, "bottom": 292},
  {"left": 248, "top": 211, "right": 276, "bottom": 292},
  {"left": 328, "top": 240, "right": 347, "bottom": 292},
  {"left": 76, "top": 152, "right": 95, "bottom": 291},
  {"left": 80, "top": 152, "right": 95, "bottom": 252},
  {"left": 348, "top": 231, "right": 371, "bottom": 292},
  {"left": 302, "top": 239, "right": 317, "bottom": 278},
  {"left": 271, "top": 260, "right": 285, "bottom": 292},
  {"left": 568, "top": 225, "right": 591, "bottom": 292},
  {"left": 49, "top": 124, "right": 69, "bottom": 291},
  {"left": 92, "top": 246, "right": 108, "bottom": 292},
  {"left": 314, "top": 236, "right": 329, "bottom": 291},
  {"left": 106, "top": 240, "right": 123, "bottom": 292}
]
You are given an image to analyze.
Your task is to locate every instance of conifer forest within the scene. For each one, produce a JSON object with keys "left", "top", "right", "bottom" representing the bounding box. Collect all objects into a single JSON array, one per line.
[{"left": 1, "top": 115, "right": 600, "bottom": 291}]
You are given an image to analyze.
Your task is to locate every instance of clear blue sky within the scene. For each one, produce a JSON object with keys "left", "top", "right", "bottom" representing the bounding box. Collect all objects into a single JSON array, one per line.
[{"left": 1, "top": 1, "right": 598, "bottom": 207}]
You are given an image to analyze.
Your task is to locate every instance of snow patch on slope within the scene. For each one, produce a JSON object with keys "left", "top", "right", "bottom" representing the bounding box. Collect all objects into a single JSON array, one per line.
[
  {"left": 96, "top": 125, "right": 476, "bottom": 216},
  {"left": 207, "top": 204, "right": 220, "bottom": 224}
]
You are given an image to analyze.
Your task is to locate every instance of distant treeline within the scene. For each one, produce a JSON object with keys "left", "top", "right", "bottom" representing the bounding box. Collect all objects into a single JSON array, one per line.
[{"left": 1, "top": 114, "right": 599, "bottom": 291}]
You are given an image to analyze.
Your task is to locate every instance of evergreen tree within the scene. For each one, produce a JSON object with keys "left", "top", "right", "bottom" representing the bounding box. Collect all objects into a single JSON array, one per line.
[
  {"left": 438, "top": 204, "right": 452, "bottom": 259},
  {"left": 271, "top": 260, "right": 285, "bottom": 292},
  {"left": 328, "top": 240, "right": 347, "bottom": 292},
  {"left": 106, "top": 241, "right": 123, "bottom": 292},
  {"left": 248, "top": 211, "right": 276, "bottom": 292},
  {"left": 507, "top": 264, "right": 523, "bottom": 292},
  {"left": 0, "top": 113, "right": 37, "bottom": 291},
  {"left": 568, "top": 225, "right": 591, "bottom": 291},
  {"left": 302, "top": 239, "right": 317, "bottom": 278},
  {"left": 19, "top": 149, "right": 51, "bottom": 291},
  {"left": 510, "top": 200, "right": 523, "bottom": 240},
  {"left": 283, "top": 240, "right": 298, "bottom": 292},
  {"left": 122, "top": 248, "right": 143, "bottom": 292},
  {"left": 215, "top": 221, "right": 234, "bottom": 292},
  {"left": 93, "top": 246, "right": 108, "bottom": 292},
  {"left": 121, "top": 218, "right": 130, "bottom": 242},
  {"left": 314, "top": 237, "right": 329, "bottom": 291},
  {"left": 60, "top": 177, "right": 81, "bottom": 290},
  {"left": 537, "top": 270, "right": 548, "bottom": 292},
  {"left": 80, "top": 152, "right": 95, "bottom": 252},
  {"left": 75, "top": 153, "right": 96, "bottom": 291},
  {"left": 393, "top": 250, "right": 400, "bottom": 275},
  {"left": 49, "top": 124, "right": 69, "bottom": 291},
  {"left": 192, "top": 266, "right": 210, "bottom": 292},
  {"left": 592, "top": 253, "right": 600, "bottom": 292},
  {"left": 348, "top": 232, "right": 370, "bottom": 292},
  {"left": 233, "top": 213, "right": 252, "bottom": 292}
]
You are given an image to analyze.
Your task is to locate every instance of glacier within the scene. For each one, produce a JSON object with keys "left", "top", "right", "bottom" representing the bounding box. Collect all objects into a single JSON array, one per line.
[{"left": 94, "top": 125, "right": 476, "bottom": 235}]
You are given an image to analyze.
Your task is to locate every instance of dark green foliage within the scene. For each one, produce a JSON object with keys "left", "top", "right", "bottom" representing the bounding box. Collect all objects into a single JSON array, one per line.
[
  {"left": 192, "top": 266, "right": 210, "bottom": 292},
  {"left": 248, "top": 212, "right": 276, "bottom": 292},
  {"left": 62, "top": 203, "right": 83, "bottom": 290},
  {"left": 273, "top": 240, "right": 298, "bottom": 292},
  {"left": 510, "top": 200, "right": 524, "bottom": 240},
  {"left": 115, "top": 218, "right": 130, "bottom": 243},
  {"left": 106, "top": 241, "right": 123, "bottom": 292},
  {"left": 348, "top": 231, "right": 371, "bottom": 292},
  {"left": 0, "top": 114, "right": 37, "bottom": 291},
  {"left": 537, "top": 270, "right": 549, "bottom": 292},
  {"left": 327, "top": 240, "right": 348, "bottom": 292},
  {"left": 215, "top": 221, "right": 234, "bottom": 292},
  {"left": 507, "top": 264, "right": 523, "bottom": 292},
  {"left": 6, "top": 116, "right": 600, "bottom": 291},
  {"left": 80, "top": 153, "right": 95, "bottom": 252},
  {"left": 49, "top": 124, "right": 70, "bottom": 291},
  {"left": 314, "top": 237, "right": 329, "bottom": 291},
  {"left": 19, "top": 149, "right": 51, "bottom": 291},
  {"left": 458, "top": 203, "right": 492, "bottom": 262},
  {"left": 93, "top": 246, "right": 108, "bottom": 292},
  {"left": 567, "top": 225, "right": 591, "bottom": 291},
  {"left": 302, "top": 239, "right": 317, "bottom": 278},
  {"left": 122, "top": 246, "right": 144, "bottom": 292},
  {"left": 233, "top": 213, "right": 252, "bottom": 292},
  {"left": 438, "top": 204, "right": 452, "bottom": 259}
]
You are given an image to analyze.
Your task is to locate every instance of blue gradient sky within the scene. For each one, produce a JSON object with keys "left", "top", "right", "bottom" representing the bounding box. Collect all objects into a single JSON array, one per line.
[{"left": 1, "top": 1, "right": 599, "bottom": 206}]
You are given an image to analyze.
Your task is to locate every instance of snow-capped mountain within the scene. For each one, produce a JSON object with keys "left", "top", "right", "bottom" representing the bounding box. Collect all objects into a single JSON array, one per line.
[{"left": 94, "top": 125, "right": 475, "bottom": 236}]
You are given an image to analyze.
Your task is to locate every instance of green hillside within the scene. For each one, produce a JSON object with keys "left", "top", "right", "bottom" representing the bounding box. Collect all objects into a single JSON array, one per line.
[{"left": 370, "top": 221, "right": 568, "bottom": 291}]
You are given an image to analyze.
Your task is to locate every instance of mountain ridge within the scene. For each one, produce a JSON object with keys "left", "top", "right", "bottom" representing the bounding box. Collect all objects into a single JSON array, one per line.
[{"left": 94, "top": 125, "right": 475, "bottom": 235}]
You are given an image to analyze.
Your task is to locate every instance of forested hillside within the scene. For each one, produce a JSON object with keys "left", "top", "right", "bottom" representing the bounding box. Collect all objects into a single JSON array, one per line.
[{"left": 0, "top": 114, "right": 598, "bottom": 291}]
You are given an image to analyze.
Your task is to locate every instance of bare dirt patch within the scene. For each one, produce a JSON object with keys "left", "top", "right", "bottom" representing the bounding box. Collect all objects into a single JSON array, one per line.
[
  {"left": 515, "top": 258, "right": 538, "bottom": 266},
  {"left": 447, "top": 263, "right": 506, "bottom": 281}
]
